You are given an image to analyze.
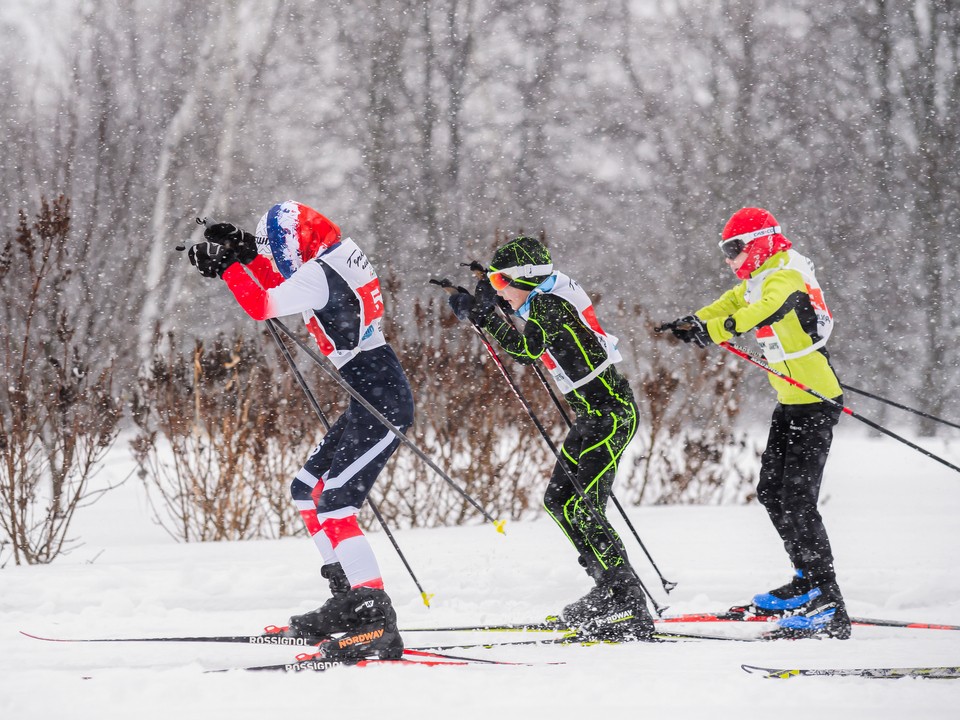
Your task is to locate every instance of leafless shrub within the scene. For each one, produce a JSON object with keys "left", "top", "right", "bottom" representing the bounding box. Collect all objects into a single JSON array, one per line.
[
  {"left": 0, "top": 196, "right": 122, "bottom": 566},
  {"left": 620, "top": 311, "right": 759, "bottom": 506},
  {"left": 130, "top": 330, "right": 328, "bottom": 542}
]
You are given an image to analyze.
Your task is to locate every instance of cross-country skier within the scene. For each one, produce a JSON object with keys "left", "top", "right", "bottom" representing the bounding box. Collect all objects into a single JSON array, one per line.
[
  {"left": 664, "top": 207, "right": 850, "bottom": 639},
  {"left": 186, "top": 201, "right": 414, "bottom": 659},
  {"left": 447, "top": 236, "right": 654, "bottom": 641}
]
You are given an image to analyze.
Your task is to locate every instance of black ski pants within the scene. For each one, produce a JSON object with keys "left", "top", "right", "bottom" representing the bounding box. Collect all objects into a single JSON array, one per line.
[
  {"left": 756, "top": 399, "right": 843, "bottom": 585},
  {"left": 543, "top": 400, "right": 638, "bottom": 581}
]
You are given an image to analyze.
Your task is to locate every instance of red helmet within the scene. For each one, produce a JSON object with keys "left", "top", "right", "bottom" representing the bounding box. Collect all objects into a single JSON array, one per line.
[
  {"left": 719, "top": 207, "right": 791, "bottom": 279},
  {"left": 718, "top": 207, "right": 782, "bottom": 258}
]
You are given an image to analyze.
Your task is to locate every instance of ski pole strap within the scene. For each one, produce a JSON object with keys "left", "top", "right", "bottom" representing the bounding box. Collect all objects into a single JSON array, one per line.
[{"left": 719, "top": 342, "right": 960, "bottom": 476}]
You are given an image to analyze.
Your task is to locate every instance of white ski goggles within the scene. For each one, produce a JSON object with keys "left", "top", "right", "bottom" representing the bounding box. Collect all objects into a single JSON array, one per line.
[
  {"left": 487, "top": 264, "right": 554, "bottom": 290},
  {"left": 718, "top": 225, "right": 781, "bottom": 259}
]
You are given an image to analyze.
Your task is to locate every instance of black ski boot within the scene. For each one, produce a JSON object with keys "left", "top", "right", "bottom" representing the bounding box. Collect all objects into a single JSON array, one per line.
[
  {"left": 561, "top": 557, "right": 616, "bottom": 627},
  {"left": 561, "top": 583, "right": 614, "bottom": 628},
  {"left": 283, "top": 563, "right": 355, "bottom": 641},
  {"left": 578, "top": 567, "right": 656, "bottom": 642},
  {"left": 286, "top": 595, "right": 354, "bottom": 642},
  {"left": 314, "top": 588, "right": 404, "bottom": 661},
  {"left": 321, "top": 562, "right": 351, "bottom": 596},
  {"left": 769, "top": 579, "right": 851, "bottom": 640}
]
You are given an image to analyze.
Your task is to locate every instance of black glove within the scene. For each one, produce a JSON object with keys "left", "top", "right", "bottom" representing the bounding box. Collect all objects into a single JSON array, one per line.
[
  {"left": 471, "top": 277, "right": 497, "bottom": 324},
  {"left": 188, "top": 241, "right": 238, "bottom": 278},
  {"left": 203, "top": 222, "right": 258, "bottom": 265},
  {"left": 669, "top": 315, "right": 711, "bottom": 348},
  {"left": 448, "top": 288, "right": 476, "bottom": 322}
]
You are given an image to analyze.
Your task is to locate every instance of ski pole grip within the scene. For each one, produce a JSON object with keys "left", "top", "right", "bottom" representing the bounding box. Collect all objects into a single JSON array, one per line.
[
  {"left": 429, "top": 278, "right": 459, "bottom": 295},
  {"left": 459, "top": 260, "right": 487, "bottom": 278}
]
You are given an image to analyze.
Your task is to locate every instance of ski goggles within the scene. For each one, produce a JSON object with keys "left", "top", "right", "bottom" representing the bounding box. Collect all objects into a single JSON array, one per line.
[
  {"left": 487, "top": 263, "right": 554, "bottom": 290},
  {"left": 718, "top": 225, "right": 780, "bottom": 259}
]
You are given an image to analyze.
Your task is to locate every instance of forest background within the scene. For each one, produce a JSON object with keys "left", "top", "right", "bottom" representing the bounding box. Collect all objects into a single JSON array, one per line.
[{"left": 1, "top": 0, "right": 958, "bottom": 560}]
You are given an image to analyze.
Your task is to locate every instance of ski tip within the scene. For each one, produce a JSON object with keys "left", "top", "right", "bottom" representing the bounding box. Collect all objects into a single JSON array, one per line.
[
  {"left": 741, "top": 664, "right": 798, "bottom": 679},
  {"left": 493, "top": 519, "right": 507, "bottom": 535},
  {"left": 19, "top": 631, "right": 63, "bottom": 642}
]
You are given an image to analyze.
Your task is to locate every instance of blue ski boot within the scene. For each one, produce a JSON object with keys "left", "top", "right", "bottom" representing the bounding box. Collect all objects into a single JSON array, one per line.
[
  {"left": 751, "top": 569, "right": 821, "bottom": 617},
  {"left": 770, "top": 581, "right": 851, "bottom": 640}
]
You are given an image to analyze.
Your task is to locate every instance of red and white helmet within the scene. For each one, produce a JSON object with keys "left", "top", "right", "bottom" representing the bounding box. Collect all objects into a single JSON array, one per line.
[{"left": 255, "top": 201, "right": 341, "bottom": 278}]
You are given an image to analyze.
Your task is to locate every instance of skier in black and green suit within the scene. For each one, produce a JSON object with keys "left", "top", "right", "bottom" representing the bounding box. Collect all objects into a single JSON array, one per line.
[{"left": 448, "top": 236, "right": 654, "bottom": 640}]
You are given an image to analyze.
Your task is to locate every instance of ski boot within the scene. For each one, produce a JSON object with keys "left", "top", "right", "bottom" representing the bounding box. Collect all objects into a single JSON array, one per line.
[
  {"left": 321, "top": 562, "right": 351, "bottom": 596},
  {"left": 314, "top": 588, "right": 404, "bottom": 660},
  {"left": 561, "top": 583, "right": 615, "bottom": 628},
  {"left": 748, "top": 569, "right": 822, "bottom": 617},
  {"left": 769, "top": 580, "right": 851, "bottom": 640},
  {"left": 575, "top": 567, "right": 656, "bottom": 642},
  {"left": 275, "top": 563, "right": 354, "bottom": 642}
]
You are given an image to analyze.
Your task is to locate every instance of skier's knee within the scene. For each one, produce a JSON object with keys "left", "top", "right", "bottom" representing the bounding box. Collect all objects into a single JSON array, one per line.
[
  {"left": 290, "top": 478, "right": 310, "bottom": 502},
  {"left": 319, "top": 514, "right": 363, "bottom": 546}
]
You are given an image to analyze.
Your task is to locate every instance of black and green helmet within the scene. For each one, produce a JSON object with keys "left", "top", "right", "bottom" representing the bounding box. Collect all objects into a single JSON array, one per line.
[{"left": 489, "top": 236, "right": 554, "bottom": 288}]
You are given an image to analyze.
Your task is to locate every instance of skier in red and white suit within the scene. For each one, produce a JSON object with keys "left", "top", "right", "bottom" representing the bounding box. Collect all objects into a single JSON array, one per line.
[{"left": 187, "top": 201, "right": 412, "bottom": 657}]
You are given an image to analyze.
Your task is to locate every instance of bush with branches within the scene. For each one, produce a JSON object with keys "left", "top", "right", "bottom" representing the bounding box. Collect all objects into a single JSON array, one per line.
[
  {"left": 0, "top": 196, "right": 122, "bottom": 566},
  {"left": 130, "top": 263, "right": 757, "bottom": 544},
  {"left": 130, "top": 330, "right": 332, "bottom": 542}
]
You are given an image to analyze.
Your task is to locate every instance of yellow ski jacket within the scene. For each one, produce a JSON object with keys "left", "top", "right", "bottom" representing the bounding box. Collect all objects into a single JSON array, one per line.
[{"left": 696, "top": 250, "right": 842, "bottom": 405}]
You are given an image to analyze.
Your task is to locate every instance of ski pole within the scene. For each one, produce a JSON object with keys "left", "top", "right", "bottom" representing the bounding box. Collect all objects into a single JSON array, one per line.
[
  {"left": 268, "top": 317, "right": 506, "bottom": 533},
  {"left": 264, "top": 319, "right": 434, "bottom": 607},
  {"left": 839, "top": 383, "right": 960, "bottom": 432},
  {"left": 454, "top": 268, "right": 679, "bottom": 594},
  {"left": 434, "top": 279, "right": 668, "bottom": 615},
  {"left": 686, "top": 334, "right": 960, "bottom": 476}
]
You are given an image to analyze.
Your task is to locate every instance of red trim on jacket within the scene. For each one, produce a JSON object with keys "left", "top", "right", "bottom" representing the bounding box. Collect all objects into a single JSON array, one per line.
[
  {"left": 246, "top": 255, "right": 285, "bottom": 289},
  {"left": 222, "top": 263, "right": 272, "bottom": 321}
]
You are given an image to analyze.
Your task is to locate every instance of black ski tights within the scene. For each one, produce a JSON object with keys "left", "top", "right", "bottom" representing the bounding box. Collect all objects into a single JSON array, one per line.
[{"left": 757, "top": 400, "right": 843, "bottom": 584}]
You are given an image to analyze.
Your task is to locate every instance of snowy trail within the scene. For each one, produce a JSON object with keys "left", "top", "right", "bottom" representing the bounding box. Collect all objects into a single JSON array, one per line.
[{"left": 2, "top": 427, "right": 960, "bottom": 719}]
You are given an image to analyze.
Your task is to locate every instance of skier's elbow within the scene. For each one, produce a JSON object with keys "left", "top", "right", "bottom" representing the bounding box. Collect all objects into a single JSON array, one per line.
[{"left": 242, "top": 303, "right": 272, "bottom": 322}]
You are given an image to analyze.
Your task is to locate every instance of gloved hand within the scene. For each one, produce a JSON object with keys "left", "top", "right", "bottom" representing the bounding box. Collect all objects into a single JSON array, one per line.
[
  {"left": 668, "top": 315, "right": 711, "bottom": 348},
  {"left": 203, "top": 222, "right": 258, "bottom": 264},
  {"left": 188, "top": 241, "right": 238, "bottom": 278},
  {"left": 448, "top": 288, "right": 476, "bottom": 322}
]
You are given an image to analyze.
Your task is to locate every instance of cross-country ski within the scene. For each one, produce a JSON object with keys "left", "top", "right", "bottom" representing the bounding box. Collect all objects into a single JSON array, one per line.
[{"left": 742, "top": 664, "right": 960, "bottom": 680}]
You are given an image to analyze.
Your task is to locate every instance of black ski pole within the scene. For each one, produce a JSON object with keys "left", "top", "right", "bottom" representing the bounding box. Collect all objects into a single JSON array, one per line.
[
  {"left": 839, "top": 383, "right": 960, "bottom": 432},
  {"left": 455, "top": 267, "right": 679, "bottom": 594},
  {"left": 264, "top": 319, "right": 434, "bottom": 607},
  {"left": 433, "top": 279, "right": 668, "bottom": 615},
  {"left": 268, "top": 317, "right": 506, "bottom": 533},
  {"left": 653, "top": 321, "right": 960, "bottom": 477}
]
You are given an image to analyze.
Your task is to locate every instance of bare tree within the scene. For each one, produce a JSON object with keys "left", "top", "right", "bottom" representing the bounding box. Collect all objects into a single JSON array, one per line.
[{"left": 138, "top": 0, "right": 289, "bottom": 366}]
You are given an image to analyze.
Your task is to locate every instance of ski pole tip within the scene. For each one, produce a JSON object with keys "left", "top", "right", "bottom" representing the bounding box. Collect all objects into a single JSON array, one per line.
[
  {"left": 421, "top": 592, "right": 434, "bottom": 608},
  {"left": 493, "top": 519, "right": 507, "bottom": 535}
]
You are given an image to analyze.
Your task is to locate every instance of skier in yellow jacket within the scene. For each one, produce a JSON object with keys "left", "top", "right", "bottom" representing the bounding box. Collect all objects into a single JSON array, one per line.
[{"left": 665, "top": 207, "right": 850, "bottom": 640}]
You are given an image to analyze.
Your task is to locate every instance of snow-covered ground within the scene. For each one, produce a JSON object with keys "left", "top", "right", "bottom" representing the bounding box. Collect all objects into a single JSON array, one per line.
[{"left": 2, "top": 426, "right": 959, "bottom": 719}]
